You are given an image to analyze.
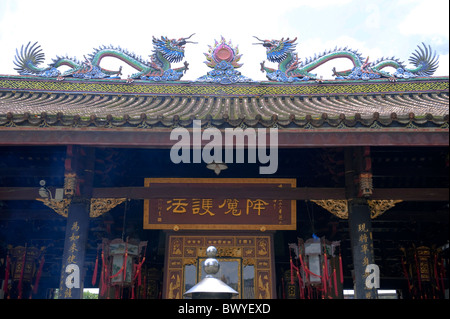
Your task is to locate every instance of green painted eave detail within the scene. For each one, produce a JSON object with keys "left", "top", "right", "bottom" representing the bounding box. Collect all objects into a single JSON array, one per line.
[{"left": 0, "top": 75, "right": 448, "bottom": 98}]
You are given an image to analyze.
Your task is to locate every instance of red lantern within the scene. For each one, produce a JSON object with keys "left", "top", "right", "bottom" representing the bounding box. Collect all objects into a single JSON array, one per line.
[
  {"left": 97, "top": 238, "right": 147, "bottom": 299},
  {"left": 400, "top": 245, "right": 446, "bottom": 299},
  {"left": 3, "top": 245, "right": 45, "bottom": 299},
  {"left": 288, "top": 236, "right": 342, "bottom": 299}
]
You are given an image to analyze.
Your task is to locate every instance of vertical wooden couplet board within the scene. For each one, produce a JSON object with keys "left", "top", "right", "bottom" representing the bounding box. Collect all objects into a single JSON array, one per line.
[
  {"left": 348, "top": 201, "right": 377, "bottom": 299},
  {"left": 58, "top": 200, "right": 90, "bottom": 299}
]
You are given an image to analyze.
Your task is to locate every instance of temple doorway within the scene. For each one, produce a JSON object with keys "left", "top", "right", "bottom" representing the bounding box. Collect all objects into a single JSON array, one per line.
[{"left": 163, "top": 233, "right": 276, "bottom": 299}]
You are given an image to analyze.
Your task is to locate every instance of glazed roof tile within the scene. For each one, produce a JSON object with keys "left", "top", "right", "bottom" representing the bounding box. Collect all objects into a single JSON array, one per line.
[{"left": 0, "top": 75, "right": 448, "bottom": 129}]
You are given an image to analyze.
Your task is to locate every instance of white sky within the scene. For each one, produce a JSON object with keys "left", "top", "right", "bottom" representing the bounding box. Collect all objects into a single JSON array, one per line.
[{"left": 0, "top": 0, "right": 448, "bottom": 81}]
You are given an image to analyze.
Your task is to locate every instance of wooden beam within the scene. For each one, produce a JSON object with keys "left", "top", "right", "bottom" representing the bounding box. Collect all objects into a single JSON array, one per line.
[
  {"left": 0, "top": 129, "right": 448, "bottom": 147},
  {"left": 91, "top": 186, "right": 346, "bottom": 200},
  {"left": 0, "top": 187, "right": 41, "bottom": 200},
  {"left": 0, "top": 208, "right": 65, "bottom": 220},
  {"left": 371, "top": 188, "right": 449, "bottom": 201},
  {"left": 1, "top": 186, "right": 447, "bottom": 201}
]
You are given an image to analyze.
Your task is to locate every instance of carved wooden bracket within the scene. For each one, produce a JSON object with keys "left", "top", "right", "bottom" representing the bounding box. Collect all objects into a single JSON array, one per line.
[
  {"left": 36, "top": 198, "right": 71, "bottom": 218},
  {"left": 311, "top": 199, "right": 403, "bottom": 219},
  {"left": 311, "top": 200, "right": 349, "bottom": 219},
  {"left": 89, "top": 198, "right": 127, "bottom": 218},
  {"left": 368, "top": 199, "right": 403, "bottom": 219},
  {"left": 37, "top": 197, "right": 126, "bottom": 218}
]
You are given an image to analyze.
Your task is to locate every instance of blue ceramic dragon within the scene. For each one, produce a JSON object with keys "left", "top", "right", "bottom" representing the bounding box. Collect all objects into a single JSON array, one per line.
[
  {"left": 14, "top": 34, "right": 196, "bottom": 81},
  {"left": 253, "top": 36, "right": 439, "bottom": 82}
]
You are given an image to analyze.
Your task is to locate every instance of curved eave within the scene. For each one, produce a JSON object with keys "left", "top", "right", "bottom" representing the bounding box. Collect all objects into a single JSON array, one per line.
[{"left": 0, "top": 75, "right": 448, "bottom": 147}]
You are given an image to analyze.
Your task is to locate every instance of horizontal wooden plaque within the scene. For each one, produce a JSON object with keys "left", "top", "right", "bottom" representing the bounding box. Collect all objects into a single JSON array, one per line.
[{"left": 143, "top": 178, "right": 296, "bottom": 231}]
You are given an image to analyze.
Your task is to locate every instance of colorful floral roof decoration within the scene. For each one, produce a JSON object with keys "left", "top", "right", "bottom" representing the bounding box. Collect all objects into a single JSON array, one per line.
[{"left": 195, "top": 36, "right": 254, "bottom": 85}]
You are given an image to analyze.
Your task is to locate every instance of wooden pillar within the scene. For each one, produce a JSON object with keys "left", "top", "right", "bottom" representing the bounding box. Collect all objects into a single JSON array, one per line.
[
  {"left": 58, "top": 146, "right": 95, "bottom": 299},
  {"left": 58, "top": 199, "right": 90, "bottom": 299},
  {"left": 348, "top": 199, "right": 377, "bottom": 299},
  {"left": 345, "top": 147, "right": 378, "bottom": 299}
]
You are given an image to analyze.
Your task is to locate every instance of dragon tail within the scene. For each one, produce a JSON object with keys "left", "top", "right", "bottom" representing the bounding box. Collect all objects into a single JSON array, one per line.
[
  {"left": 14, "top": 41, "right": 60, "bottom": 77},
  {"left": 407, "top": 42, "right": 439, "bottom": 76},
  {"left": 14, "top": 41, "right": 46, "bottom": 74}
]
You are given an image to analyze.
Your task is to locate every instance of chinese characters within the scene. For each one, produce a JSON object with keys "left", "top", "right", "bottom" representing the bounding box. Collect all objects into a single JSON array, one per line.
[
  {"left": 164, "top": 198, "right": 270, "bottom": 217},
  {"left": 62, "top": 221, "right": 81, "bottom": 298},
  {"left": 143, "top": 178, "right": 297, "bottom": 231},
  {"left": 357, "top": 222, "right": 377, "bottom": 298}
]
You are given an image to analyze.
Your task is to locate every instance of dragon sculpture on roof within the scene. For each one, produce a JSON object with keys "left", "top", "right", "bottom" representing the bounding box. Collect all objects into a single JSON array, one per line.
[
  {"left": 253, "top": 36, "right": 439, "bottom": 82},
  {"left": 14, "top": 34, "right": 196, "bottom": 81}
]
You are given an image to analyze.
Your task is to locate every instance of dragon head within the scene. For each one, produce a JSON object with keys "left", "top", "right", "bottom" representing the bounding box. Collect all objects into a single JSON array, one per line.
[
  {"left": 253, "top": 36, "right": 298, "bottom": 63},
  {"left": 152, "top": 34, "right": 197, "bottom": 63}
]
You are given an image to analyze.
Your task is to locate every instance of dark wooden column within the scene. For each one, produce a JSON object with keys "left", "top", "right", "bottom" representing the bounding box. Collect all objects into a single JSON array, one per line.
[
  {"left": 348, "top": 199, "right": 377, "bottom": 299},
  {"left": 58, "top": 199, "right": 90, "bottom": 298},
  {"left": 345, "top": 147, "right": 378, "bottom": 299},
  {"left": 58, "top": 146, "right": 95, "bottom": 299}
]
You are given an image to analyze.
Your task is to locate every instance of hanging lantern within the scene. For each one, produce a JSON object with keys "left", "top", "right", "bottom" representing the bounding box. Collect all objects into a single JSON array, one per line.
[
  {"left": 97, "top": 238, "right": 147, "bottom": 299},
  {"left": 288, "top": 236, "right": 342, "bottom": 299},
  {"left": 304, "top": 237, "right": 322, "bottom": 285},
  {"left": 400, "top": 244, "right": 446, "bottom": 299},
  {"left": 4, "top": 245, "right": 45, "bottom": 299}
]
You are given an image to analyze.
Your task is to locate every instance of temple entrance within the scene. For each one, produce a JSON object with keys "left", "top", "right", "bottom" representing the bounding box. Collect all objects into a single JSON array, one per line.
[
  {"left": 143, "top": 178, "right": 295, "bottom": 299},
  {"left": 163, "top": 233, "right": 275, "bottom": 299}
]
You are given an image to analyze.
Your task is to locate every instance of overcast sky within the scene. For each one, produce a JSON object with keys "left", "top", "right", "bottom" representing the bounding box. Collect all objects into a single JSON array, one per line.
[{"left": 0, "top": 0, "right": 448, "bottom": 81}]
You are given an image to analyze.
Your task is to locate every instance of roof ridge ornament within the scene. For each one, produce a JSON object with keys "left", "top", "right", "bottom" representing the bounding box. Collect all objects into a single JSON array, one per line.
[
  {"left": 194, "top": 36, "right": 254, "bottom": 85},
  {"left": 14, "top": 35, "right": 196, "bottom": 81},
  {"left": 253, "top": 36, "right": 439, "bottom": 82}
]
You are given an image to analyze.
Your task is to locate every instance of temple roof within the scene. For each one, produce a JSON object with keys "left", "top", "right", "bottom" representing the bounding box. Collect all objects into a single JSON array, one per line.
[
  {"left": 0, "top": 75, "right": 448, "bottom": 130},
  {"left": 4, "top": 37, "right": 446, "bottom": 132}
]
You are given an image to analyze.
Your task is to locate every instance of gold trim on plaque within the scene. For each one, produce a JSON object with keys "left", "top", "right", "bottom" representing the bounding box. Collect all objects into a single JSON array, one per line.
[{"left": 143, "top": 178, "right": 296, "bottom": 231}]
